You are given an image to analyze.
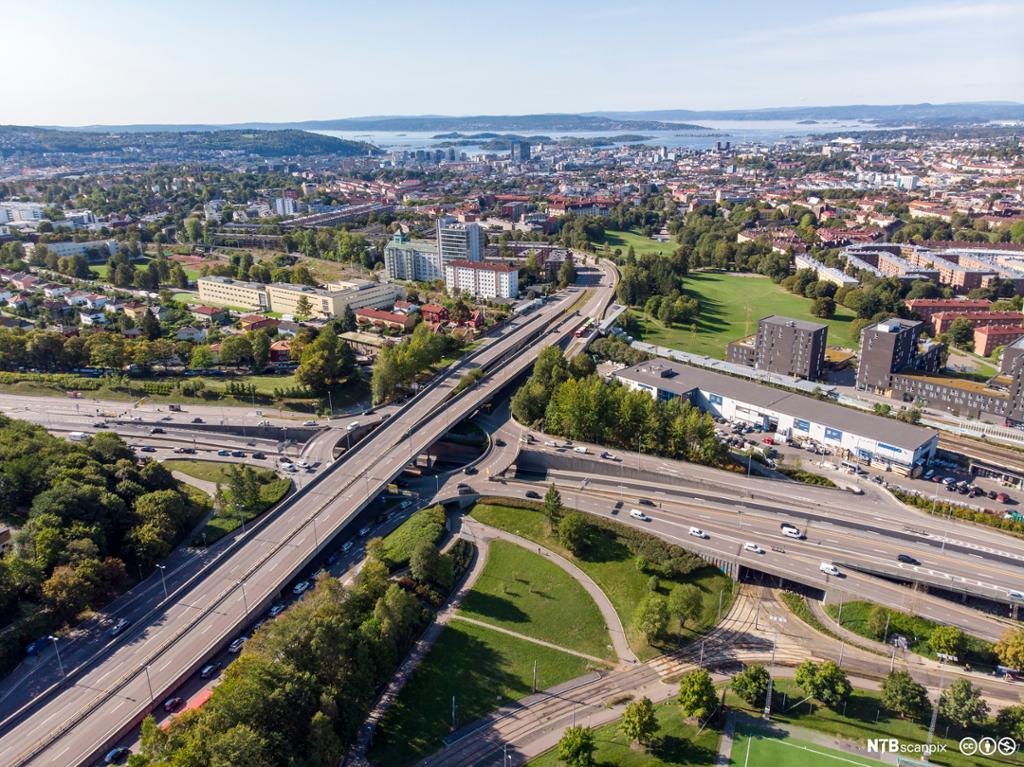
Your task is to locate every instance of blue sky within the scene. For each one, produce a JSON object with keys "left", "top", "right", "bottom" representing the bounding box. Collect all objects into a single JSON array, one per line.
[{"left": 6, "top": 0, "right": 1023, "bottom": 125}]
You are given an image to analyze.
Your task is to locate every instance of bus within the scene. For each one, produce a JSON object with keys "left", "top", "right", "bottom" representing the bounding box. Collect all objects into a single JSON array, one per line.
[{"left": 574, "top": 319, "right": 592, "bottom": 338}]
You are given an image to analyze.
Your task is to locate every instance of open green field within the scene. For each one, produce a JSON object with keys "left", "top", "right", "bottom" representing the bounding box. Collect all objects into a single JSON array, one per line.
[
  {"left": 460, "top": 540, "right": 614, "bottom": 659},
  {"left": 379, "top": 505, "right": 447, "bottom": 569},
  {"left": 470, "top": 503, "right": 734, "bottom": 661},
  {"left": 730, "top": 729, "right": 884, "bottom": 767},
  {"left": 726, "top": 680, "right": 1012, "bottom": 767},
  {"left": 529, "top": 699, "right": 720, "bottom": 766},
  {"left": 600, "top": 229, "right": 674, "bottom": 258},
  {"left": 631, "top": 272, "right": 859, "bottom": 357},
  {"left": 369, "top": 619, "right": 595, "bottom": 767}
]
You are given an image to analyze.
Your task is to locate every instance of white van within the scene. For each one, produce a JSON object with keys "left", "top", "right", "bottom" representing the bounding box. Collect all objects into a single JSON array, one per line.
[
  {"left": 630, "top": 509, "right": 650, "bottom": 522},
  {"left": 782, "top": 527, "right": 804, "bottom": 539},
  {"left": 68, "top": 431, "right": 87, "bottom": 441},
  {"left": 820, "top": 561, "right": 840, "bottom": 576},
  {"left": 347, "top": 421, "right": 360, "bottom": 431},
  {"left": 573, "top": 446, "right": 588, "bottom": 454}
]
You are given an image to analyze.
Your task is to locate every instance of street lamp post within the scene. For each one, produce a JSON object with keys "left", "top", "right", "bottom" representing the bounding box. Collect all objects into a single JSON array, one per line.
[
  {"left": 155, "top": 564, "right": 168, "bottom": 600},
  {"left": 143, "top": 664, "right": 155, "bottom": 703},
  {"left": 763, "top": 630, "right": 778, "bottom": 720},
  {"left": 48, "top": 636, "right": 64, "bottom": 676},
  {"left": 239, "top": 580, "right": 249, "bottom": 614}
]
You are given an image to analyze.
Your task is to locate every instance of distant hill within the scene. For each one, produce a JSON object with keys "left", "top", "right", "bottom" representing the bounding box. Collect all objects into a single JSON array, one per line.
[
  {"left": 586, "top": 102, "right": 1024, "bottom": 125},
  {"left": 60, "top": 114, "right": 704, "bottom": 133},
  {"left": 0, "top": 126, "right": 378, "bottom": 157}
]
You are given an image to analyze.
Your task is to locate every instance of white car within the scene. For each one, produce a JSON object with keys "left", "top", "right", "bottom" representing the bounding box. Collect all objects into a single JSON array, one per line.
[
  {"left": 302, "top": 420, "right": 317, "bottom": 426},
  {"left": 1008, "top": 590, "right": 1024, "bottom": 601},
  {"left": 292, "top": 580, "right": 310, "bottom": 596},
  {"left": 820, "top": 561, "right": 841, "bottom": 576},
  {"left": 743, "top": 542, "right": 765, "bottom": 554},
  {"left": 228, "top": 636, "right": 247, "bottom": 653},
  {"left": 629, "top": 509, "right": 650, "bottom": 522},
  {"left": 347, "top": 421, "right": 360, "bottom": 431},
  {"left": 688, "top": 527, "right": 708, "bottom": 539},
  {"left": 358, "top": 526, "right": 371, "bottom": 537},
  {"left": 342, "top": 541, "right": 354, "bottom": 553}
]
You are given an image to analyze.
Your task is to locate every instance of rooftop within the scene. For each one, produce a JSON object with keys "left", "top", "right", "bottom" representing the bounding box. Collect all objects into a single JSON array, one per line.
[{"left": 760, "top": 315, "right": 828, "bottom": 332}]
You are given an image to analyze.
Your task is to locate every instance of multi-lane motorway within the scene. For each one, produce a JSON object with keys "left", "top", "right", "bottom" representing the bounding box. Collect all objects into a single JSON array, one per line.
[{"left": 0, "top": 263, "right": 617, "bottom": 767}]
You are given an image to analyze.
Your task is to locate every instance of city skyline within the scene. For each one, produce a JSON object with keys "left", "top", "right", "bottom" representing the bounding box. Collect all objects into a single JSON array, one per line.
[{"left": 5, "top": 0, "right": 1023, "bottom": 125}]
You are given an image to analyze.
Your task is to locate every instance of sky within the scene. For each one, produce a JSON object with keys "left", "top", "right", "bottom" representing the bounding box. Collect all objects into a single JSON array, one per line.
[{"left": 5, "top": 0, "right": 1023, "bottom": 125}]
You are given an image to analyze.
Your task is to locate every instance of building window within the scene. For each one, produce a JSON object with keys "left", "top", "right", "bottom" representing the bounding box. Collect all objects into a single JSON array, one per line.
[
  {"left": 824, "top": 427, "right": 843, "bottom": 442},
  {"left": 709, "top": 393, "right": 723, "bottom": 405},
  {"left": 794, "top": 419, "right": 810, "bottom": 432}
]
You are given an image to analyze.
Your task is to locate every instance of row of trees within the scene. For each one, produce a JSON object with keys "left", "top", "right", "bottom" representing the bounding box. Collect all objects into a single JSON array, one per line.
[
  {"left": 371, "top": 323, "right": 462, "bottom": 404},
  {"left": 0, "top": 420, "right": 208, "bottom": 673},
  {"left": 513, "top": 348, "right": 728, "bottom": 468},
  {"left": 136, "top": 532, "right": 464, "bottom": 765}
]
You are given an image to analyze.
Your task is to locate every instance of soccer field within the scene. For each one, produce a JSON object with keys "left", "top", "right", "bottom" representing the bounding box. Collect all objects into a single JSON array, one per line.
[{"left": 732, "top": 730, "right": 887, "bottom": 767}]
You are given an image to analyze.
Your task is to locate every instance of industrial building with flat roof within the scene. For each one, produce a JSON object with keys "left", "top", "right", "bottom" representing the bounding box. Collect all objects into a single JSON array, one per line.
[
  {"left": 197, "top": 276, "right": 404, "bottom": 320},
  {"left": 615, "top": 359, "right": 938, "bottom": 474}
]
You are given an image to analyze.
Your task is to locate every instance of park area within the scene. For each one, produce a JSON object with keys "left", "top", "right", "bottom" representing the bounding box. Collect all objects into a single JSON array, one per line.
[
  {"left": 369, "top": 539, "right": 607, "bottom": 766},
  {"left": 601, "top": 229, "right": 676, "bottom": 258},
  {"left": 730, "top": 725, "right": 886, "bottom": 767},
  {"left": 629, "top": 271, "right": 859, "bottom": 358}
]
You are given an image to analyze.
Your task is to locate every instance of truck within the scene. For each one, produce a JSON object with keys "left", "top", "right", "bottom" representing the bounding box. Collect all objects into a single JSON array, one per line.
[{"left": 572, "top": 446, "right": 588, "bottom": 454}]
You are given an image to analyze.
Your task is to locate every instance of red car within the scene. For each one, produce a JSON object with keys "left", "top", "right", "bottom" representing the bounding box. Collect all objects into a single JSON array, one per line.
[{"left": 761, "top": 437, "right": 774, "bottom": 445}]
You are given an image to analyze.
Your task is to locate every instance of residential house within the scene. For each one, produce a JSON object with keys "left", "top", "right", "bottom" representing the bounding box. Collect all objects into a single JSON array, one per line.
[
  {"left": 354, "top": 307, "right": 417, "bottom": 332},
  {"left": 420, "top": 303, "right": 449, "bottom": 324},
  {"left": 175, "top": 326, "right": 207, "bottom": 342}
]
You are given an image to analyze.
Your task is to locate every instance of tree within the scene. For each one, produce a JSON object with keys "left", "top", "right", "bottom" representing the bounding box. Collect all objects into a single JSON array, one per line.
[
  {"left": 810, "top": 296, "right": 836, "bottom": 319},
  {"left": 793, "top": 660, "right": 851, "bottom": 709},
  {"left": 556, "top": 726, "right": 595, "bottom": 767},
  {"left": 938, "top": 678, "right": 989, "bottom": 729},
  {"left": 543, "top": 483, "right": 563, "bottom": 528},
  {"left": 621, "top": 696, "right": 658, "bottom": 748},
  {"left": 995, "top": 628, "right": 1024, "bottom": 670},
  {"left": 409, "top": 541, "right": 440, "bottom": 584},
  {"left": 219, "top": 334, "right": 253, "bottom": 366},
  {"left": 667, "top": 584, "right": 703, "bottom": 629},
  {"left": 730, "top": 664, "right": 771, "bottom": 706},
  {"left": 183, "top": 217, "right": 203, "bottom": 243},
  {"left": 947, "top": 317, "right": 974, "bottom": 350},
  {"left": 928, "top": 626, "right": 964, "bottom": 658},
  {"left": 880, "top": 670, "right": 931, "bottom": 720},
  {"left": 250, "top": 330, "right": 271, "bottom": 370},
  {"left": 294, "top": 295, "right": 313, "bottom": 321},
  {"left": 677, "top": 669, "right": 717, "bottom": 720},
  {"left": 190, "top": 345, "right": 215, "bottom": 369},
  {"left": 996, "top": 704, "right": 1024, "bottom": 741},
  {"left": 558, "top": 512, "right": 592, "bottom": 556},
  {"left": 140, "top": 309, "right": 161, "bottom": 340},
  {"left": 634, "top": 593, "right": 669, "bottom": 642}
]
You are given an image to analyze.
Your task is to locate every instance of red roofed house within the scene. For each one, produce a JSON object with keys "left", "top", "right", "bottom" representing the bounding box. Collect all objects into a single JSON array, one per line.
[
  {"left": 239, "top": 314, "right": 279, "bottom": 332},
  {"left": 354, "top": 307, "right": 416, "bottom": 332},
  {"left": 932, "top": 311, "right": 1024, "bottom": 335},
  {"left": 905, "top": 298, "right": 993, "bottom": 331},
  {"left": 269, "top": 339, "right": 291, "bottom": 363},
  {"left": 975, "top": 325, "right": 1024, "bottom": 356},
  {"left": 420, "top": 303, "right": 449, "bottom": 324}
]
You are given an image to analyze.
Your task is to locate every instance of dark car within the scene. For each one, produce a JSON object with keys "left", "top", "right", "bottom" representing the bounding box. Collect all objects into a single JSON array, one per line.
[
  {"left": 525, "top": 490, "right": 540, "bottom": 499},
  {"left": 150, "top": 427, "right": 165, "bottom": 434},
  {"left": 199, "top": 662, "right": 220, "bottom": 679},
  {"left": 457, "top": 484, "right": 473, "bottom": 495},
  {"left": 464, "top": 466, "right": 478, "bottom": 475},
  {"left": 897, "top": 554, "right": 920, "bottom": 565},
  {"left": 163, "top": 697, "right": 183, "bottom": 712},
  {"left": 191, "top": 417, "right": 204, "bottom": 424},
  {"left": 109, "top": 618, "right": 131, "bottom": 637},
  {"left": 140, "top": 446, "right": 157, "bottom": 453},
  {"left": 104, "top": 747, "right": 131, "bottom": 764},
  {"left": 495, "top": 439, "right": 506, "bottom": 447},
  {"left": 231, "top": 450, "right": 245, "bottom": 458},
  {"left": 638, "top": 498, "right": 655, "bottom": 507},
  {"left": 252, "top": 452, "right": 266, "bottom": 459},
  {"left": 326, "top": 553, "right": 339, "bottom": 566}
]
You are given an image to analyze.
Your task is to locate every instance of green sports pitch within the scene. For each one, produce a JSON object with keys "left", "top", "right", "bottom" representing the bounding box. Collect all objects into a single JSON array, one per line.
[{"left": 732, "top": 729, "right": 887, "bottom": 767}]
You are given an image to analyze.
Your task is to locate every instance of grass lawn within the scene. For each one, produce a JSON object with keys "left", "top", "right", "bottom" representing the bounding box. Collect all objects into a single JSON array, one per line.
[
  {"left": 379, "top": 505, "right": 446, "bottom": 569},
  {"left": 823, "top": 601, "right": 997, "bottom": 669},
  {"left": 529, "top": 699, "right": 720, "bottom": 766},
  {"left": 369, "top": 619, "right": 595, "bottom": 767},
  {"left": 599, "top": 229, "right": 674, "bottom": 258},
  {"left": 470, "top": 503, "right": 734, "bottom": 661},
  {"left": 630, "top": 272, "right": 859, "bottom": 358},
  {"left": 461, "top": 540, "right": 614, "bottom": 659},
  {"left": 730, "top": 729, "right": 884, "bottom": 767},
  {"left": 726, "top": 680, "right": 1011, "bottom": 767}
]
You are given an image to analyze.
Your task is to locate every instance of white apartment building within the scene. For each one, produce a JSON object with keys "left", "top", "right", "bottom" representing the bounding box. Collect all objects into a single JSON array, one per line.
[
  {"left": 30, "top": 239, "right": 120, "bottom": 261},
  {"left": 436, "top": 217, "right": 481, "bottom": 264},
  {"left": 0, "top": 202, "right": 46, "bottom": 224},
  {"left": 273, "top": 197, "right": 299, "bottom": 217},
  {"left": 197, "top": 276, "right": 404, "bottom": 319},
  {"left": 444, "top": 260, "right": 519, "bottom": 299},
  {"left": 196, "top": 276, "right": 271, "bottom": 311},
  {"left": 384, "top": 233, "right": 443, "bottom": 282}
]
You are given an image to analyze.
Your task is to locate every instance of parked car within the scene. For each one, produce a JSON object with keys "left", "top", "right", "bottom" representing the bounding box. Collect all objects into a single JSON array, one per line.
[
  {"left": 104, "top": 747, "right": 131, "bottom": 764},
  {"left": 358, "top": 526, "right": 371, "bottom": 537},
  {"left": 228, "top": 636, "right": 247, "bottom": 653},
  {"left": 342, "top": 541, "right": 354, "bottom": 553},
  {"left": 163, "top": 697, "right": 183, "bottom": 712},
  {"left": 268, "top": 604, "right": 286, "bottom": 618},
  {"left": 292, "top": 581, "right": 310, "bottom": 596}
]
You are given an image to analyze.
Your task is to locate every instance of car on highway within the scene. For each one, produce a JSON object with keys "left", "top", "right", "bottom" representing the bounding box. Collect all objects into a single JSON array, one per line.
[
  {"left": 342, "top": 541, "right": 354, "bottom": 553},
  {"left": 231, "top": 450, "right": 245, "bottom": 458},
  {"left": 192, "top": 417, "right": 204, "bottom": 424},
  {"left": 302, "top": 420, "right": 317, "bottom": 426},
  {"left": 109, "top": 618, "right": 132, "bottom": 637},
  {"left": 897, "top": 554, "right": 920, "bottom": 565},
  {"left": 228, "top": 636, "right": 247, "bottom": 653},
  {"left": 199, "top": 662, "right": 220, "bottom": 679},
  {"left": 150, "top": 427, "right": 165, "bottom": 434},
  {"left": 292, "top": 581, "right": 311, "bottom": 596},
  {"left": 457, "top": 484, "right": 473, "bottom": 495},
  {"left": 217, "top": 449, "right": 231, "bottom": 456},
  {"left": 820, "top": 561, "right": 841, "bottom": 576},
  {"left": 358, "top": 526, "right": 371, "bottom": 537},
  {"left": 347, "top": 421, "right": 360, "bottom": 431},
  {"left": 1008, "top": 590, "right": 1024, "bottom": 602},
  {"left": 162, "top": 697, "right": 183, "bottom": 712},
  {"left": 743, "top": 542, "right": 765, "bottom": 554},
  {"left": 638, "top": 498, "right": 655, "bottom": 507},
  {"left": 629, "top": 509, "right": 651, "bottom": 522},
  {"left": 495, "top": 439, "right": 506, "bottom": 447},
  {"left": 104, "top": 746, "right": 131, "bottom": 764},
  {"left": 464, "top": 465, "right": 478, "bottom": 475},
  {"left": 525, "top": 490, "right": 540, "bottom": 499},
  {"left": 268, "top": 604, "right": 286, "bottom": 618},
  {"left": 252, "top": 452, "right": 266, "bottom": 459},
  {"left": 688, "top": 527, "right": 708, "bottom": 539},
  {"left": 782, "top": 526, "right": 803, "bottom": 539},
  {"left": 140, "top": 446, "right": 157, "bottom": 453}
]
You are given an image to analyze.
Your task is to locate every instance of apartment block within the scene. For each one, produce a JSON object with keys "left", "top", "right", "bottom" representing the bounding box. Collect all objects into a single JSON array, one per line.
[
  {"left": 855, "top": 318, "right": 944, "bottom": 393},
  {"left": 932, "top": 311, "right": 1024, "bottom": 335},
  {"left": 444, "top": 260, "right": 519, "bottom": 299},
  {"left": 197, "top": 276, "right": 270, "bottom": 311},
  {"left": 726, "top": 315, "right": 827, "bottom": 381},
  {"left": 383, "top": 233, "right": 442, "bottom": 281},
  {"left": 436, "top": 217, "right": 482, "bottom": 264},
  {"left": 905, "top": 298, "right": 993, "bottom": 331}
]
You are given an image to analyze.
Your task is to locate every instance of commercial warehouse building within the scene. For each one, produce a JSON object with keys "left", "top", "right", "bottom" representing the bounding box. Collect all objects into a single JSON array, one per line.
[{"left": 615, "top": 359, "right": 938, "bottom": 474}]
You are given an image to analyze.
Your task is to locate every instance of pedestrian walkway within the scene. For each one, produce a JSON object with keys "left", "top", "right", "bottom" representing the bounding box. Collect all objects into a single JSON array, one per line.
[
  {"left": 448, "top": 614, "right": 609, "bottom": 665},
  {"left": 714, "top": 710, "right": 736, "bottom": 766},
  {"left": 170, "top": 471, "right": 219, "bottom": 497},
  {"left": 461, "top": 517, "right": 638, "bottom": 664}
]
